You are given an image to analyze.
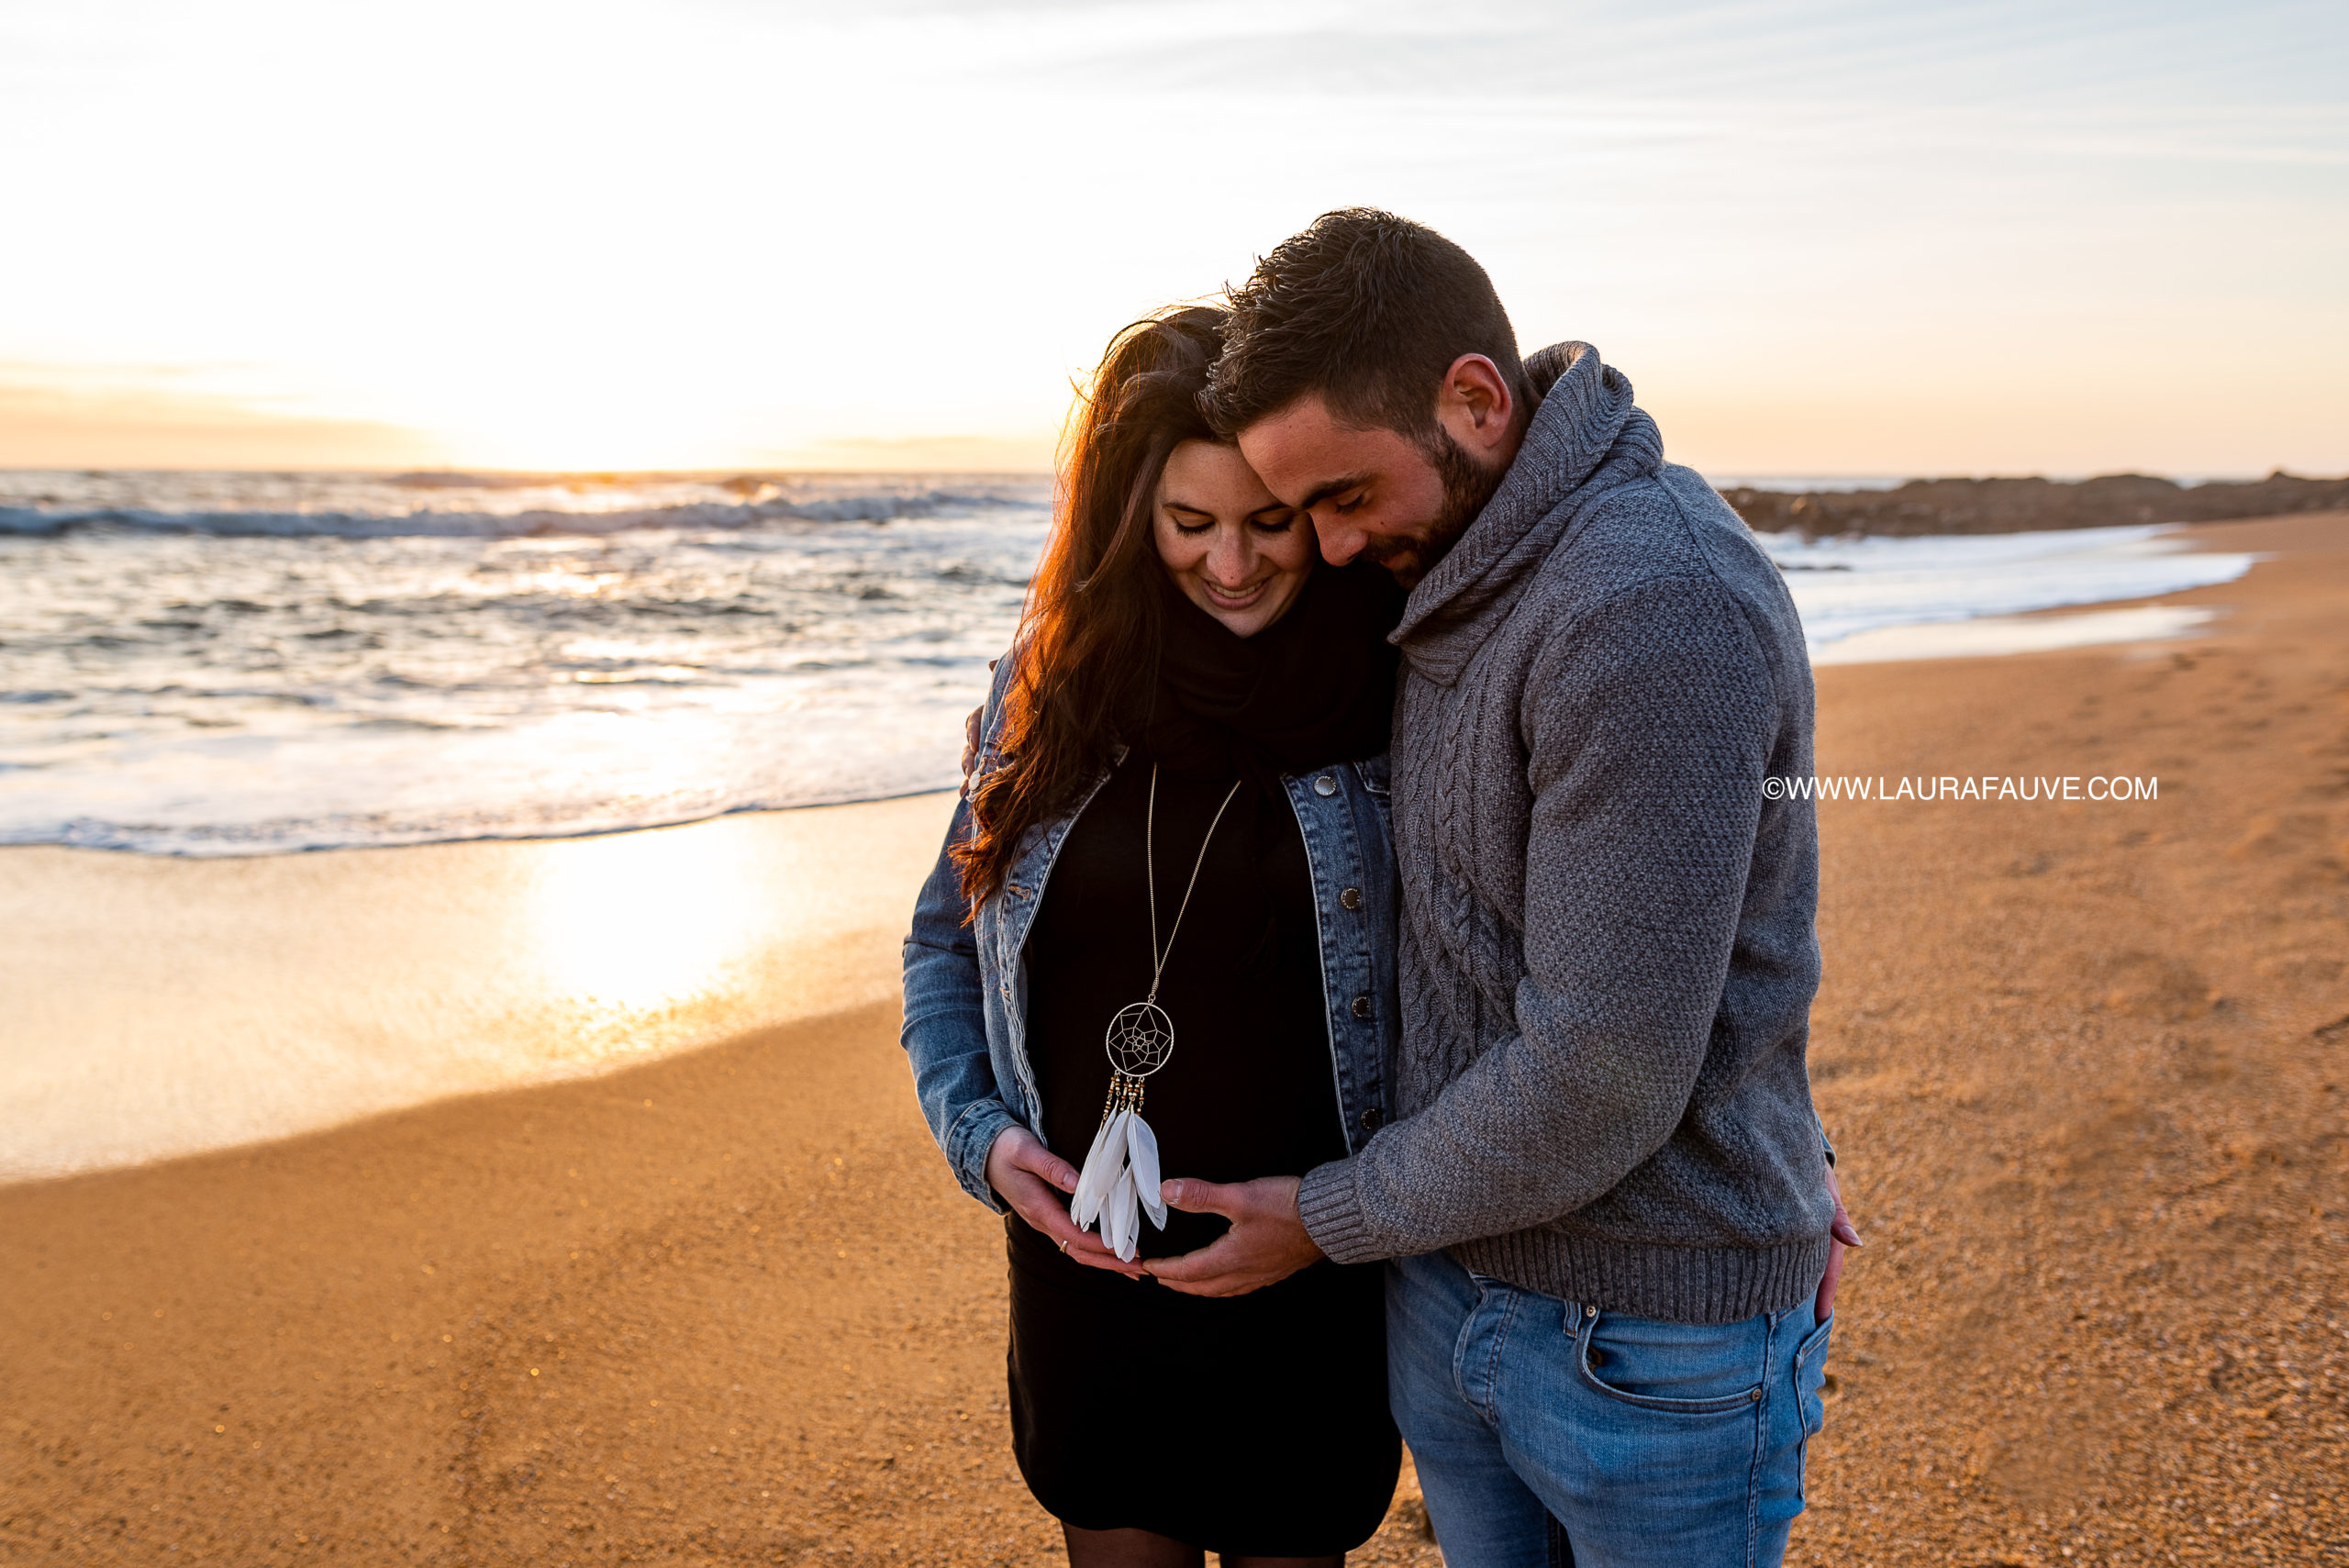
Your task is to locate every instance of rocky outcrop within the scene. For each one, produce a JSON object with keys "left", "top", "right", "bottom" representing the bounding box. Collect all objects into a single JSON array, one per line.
[{"left": 1722, "top": 472, "right": 2349, "bottom": 537}]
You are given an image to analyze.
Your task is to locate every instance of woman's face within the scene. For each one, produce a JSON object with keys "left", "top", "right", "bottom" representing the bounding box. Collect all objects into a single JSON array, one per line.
[{"left": 1152, "top": 439, "right": 1316, "bottom": 639}]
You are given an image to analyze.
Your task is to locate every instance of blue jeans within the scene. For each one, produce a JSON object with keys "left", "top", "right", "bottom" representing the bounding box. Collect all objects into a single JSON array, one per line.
[{"left": 1387, "top": 1249, "right": 1831, "bottom": 1568}]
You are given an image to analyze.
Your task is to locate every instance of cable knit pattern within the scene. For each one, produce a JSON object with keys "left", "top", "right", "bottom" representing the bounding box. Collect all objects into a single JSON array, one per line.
[{"left": 1294, "top": 342, "right": 1833, "bottom": 1325}]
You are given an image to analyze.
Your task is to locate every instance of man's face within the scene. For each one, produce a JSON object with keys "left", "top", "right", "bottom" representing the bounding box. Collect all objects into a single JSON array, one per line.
[{"left": 1236, "top": 391, "right": 1499, "bottom": 589}]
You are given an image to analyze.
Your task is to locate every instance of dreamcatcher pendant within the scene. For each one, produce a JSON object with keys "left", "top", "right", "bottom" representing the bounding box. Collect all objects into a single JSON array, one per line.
[
  {"left": 1071, "top": 1005, "right": 1173, "bottom": 1261},
  {"left": 1069, "top": 768, "right": 1241, "bottom": 1263}
]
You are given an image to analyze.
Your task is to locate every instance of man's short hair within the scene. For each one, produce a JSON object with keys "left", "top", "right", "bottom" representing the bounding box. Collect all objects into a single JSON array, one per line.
[{"left": 1201, "top": 207, "right": 1529, "bottom": 441}]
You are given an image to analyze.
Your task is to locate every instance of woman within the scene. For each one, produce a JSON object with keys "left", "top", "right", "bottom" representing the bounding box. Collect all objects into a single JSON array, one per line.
[{"left": 901, "top": 306, "right": 1406, "bottom": 1567}]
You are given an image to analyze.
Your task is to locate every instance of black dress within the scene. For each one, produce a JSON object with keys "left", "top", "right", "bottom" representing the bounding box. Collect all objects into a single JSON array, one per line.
[{"left": 1007, "top": 754, "right": 1401, "bottom": 1553}]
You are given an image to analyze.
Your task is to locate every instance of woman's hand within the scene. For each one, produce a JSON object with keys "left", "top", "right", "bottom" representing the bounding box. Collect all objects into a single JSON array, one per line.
[
  {"left": 984, "top": 1126, "right": 1146, "bottom": 1278},
  {"left": 959, "top": 706, "right": 984, "bottom": 796}
]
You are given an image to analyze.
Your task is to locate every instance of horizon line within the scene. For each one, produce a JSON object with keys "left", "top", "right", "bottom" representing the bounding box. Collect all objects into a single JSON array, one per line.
[{"left": 3, "top": 465, "right": 2339, "bottom": 487}]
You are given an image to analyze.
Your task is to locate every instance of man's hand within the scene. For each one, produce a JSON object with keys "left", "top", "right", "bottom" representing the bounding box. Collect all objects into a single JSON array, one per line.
[
  {"left": 1815, "top": 1161, "right": 1863, "bottom": 1323},
  {"left": 984, "top": 1127, "right": 1144, "bottom": 1279},
  {"left": 1142, "top": 1175, "right": 1324, "bottom": 1297}
]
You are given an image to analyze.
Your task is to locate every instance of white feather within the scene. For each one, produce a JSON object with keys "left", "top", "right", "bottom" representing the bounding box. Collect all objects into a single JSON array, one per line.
[
  {"left": 1106, "top": 1167, "right": 1139, "bottom": 1262},
  {"left": 1072, "top": 1111, "right": 1125, "bottom": 1229},
  {"left": 1127, "top": 1112, "right": 1166, "bottom": 1229}
]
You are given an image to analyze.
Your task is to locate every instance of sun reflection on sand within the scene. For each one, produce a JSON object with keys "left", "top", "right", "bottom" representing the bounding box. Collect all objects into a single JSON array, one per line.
[
  {"left": 529, "top": 826, "right": 772, "bottom": 1014},
  {"left": 0, "top": 794, "right": 960, "bottom": 1182}
]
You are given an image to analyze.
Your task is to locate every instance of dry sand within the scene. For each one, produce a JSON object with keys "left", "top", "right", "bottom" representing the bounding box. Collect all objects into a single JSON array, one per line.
[
  {"left": 5, "top": 513, "right": 2345, "bottom": 1565},
  {"left": 1787, "top": 511, "right": 2348, "bottom": 1564}
]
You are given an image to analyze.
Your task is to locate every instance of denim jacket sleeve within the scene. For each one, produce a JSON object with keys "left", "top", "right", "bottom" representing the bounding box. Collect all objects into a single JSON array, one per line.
[{"left": 899, "top": 658, "right": 1020, "bottom": 1212}]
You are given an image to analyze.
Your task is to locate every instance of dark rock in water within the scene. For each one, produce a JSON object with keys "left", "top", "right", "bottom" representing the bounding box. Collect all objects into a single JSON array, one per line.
[{"left": 1721, "top": 472, "right": 2349, "bottom": 538}]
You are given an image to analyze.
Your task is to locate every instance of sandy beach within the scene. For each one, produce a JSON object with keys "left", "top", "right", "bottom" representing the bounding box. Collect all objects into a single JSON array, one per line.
[{"left": 6, "top": 512, "right": 2346, "bottom": 1565}]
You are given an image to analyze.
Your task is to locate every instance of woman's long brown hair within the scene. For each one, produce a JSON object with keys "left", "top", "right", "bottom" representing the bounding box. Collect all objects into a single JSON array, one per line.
[{"left": 952, "top": 305, "right": 1228, "bottom": 906}]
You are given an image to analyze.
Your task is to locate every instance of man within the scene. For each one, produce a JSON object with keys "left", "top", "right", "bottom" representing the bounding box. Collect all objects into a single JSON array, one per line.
[{"left": 1142, "top": 209, "right": 1861, "bottom": 1567}]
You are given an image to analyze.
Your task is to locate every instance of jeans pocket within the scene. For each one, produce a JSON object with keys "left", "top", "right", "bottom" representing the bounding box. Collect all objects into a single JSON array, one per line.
[
  {"left": 1792, "top": 1311, "right": 1833, "bottom": 1505},
  {"left": 1573, "top": 1310, "right": 1767, "bottom": 1416},
  {"left": 1794, "top": 1313, "right": 1833, "bottom": 1439}
]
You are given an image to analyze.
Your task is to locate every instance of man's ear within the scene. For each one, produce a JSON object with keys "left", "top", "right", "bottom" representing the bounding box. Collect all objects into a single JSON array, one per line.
[{"left": 1434, "top": 354, "right": 1516, "bottom": 459}]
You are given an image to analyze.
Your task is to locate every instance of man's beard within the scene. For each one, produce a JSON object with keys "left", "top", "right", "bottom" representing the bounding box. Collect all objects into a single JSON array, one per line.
[{"left": 1361, "top": 426, "right": 1507, "bottom": 588}]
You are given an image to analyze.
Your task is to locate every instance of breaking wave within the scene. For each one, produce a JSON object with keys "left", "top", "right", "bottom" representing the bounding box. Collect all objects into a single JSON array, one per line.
[{"left": 0, "top": 488, "right": 1035, "bottom": 539}]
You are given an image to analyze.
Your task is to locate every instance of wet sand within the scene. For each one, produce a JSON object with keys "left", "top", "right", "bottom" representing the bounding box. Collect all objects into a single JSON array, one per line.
[
  {"left": 1, "top": 793, "right": 959, "bottom": 1181},
  {"left": 6, "top": 513, "right": 2346, "bottom": 1565}
]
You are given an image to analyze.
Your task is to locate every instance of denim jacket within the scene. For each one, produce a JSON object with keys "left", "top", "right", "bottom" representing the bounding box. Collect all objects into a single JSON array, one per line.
[{"left": 901, "top": 653, "right": 1402, "bottom": 1211}]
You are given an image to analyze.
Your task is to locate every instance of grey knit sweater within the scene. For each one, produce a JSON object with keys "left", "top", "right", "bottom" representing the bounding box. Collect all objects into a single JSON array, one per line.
[{"left": 1295, "top": 341, "right": 1832, "bottom": 1325}]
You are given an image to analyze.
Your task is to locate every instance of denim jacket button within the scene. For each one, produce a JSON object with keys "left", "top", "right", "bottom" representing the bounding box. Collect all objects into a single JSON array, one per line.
[
  {"left": 1313, "top": 773, "right": 1338, "bottom": 796},
  {"left": 1351, "top": 995, "right": 1372, "bottom": 1019},
  {"left": 1339, "top": 886, "right": 1363, "bottom": 909},
  {"left": 1359, "top": 1106, "right": 1381, "bottom": 1130}
]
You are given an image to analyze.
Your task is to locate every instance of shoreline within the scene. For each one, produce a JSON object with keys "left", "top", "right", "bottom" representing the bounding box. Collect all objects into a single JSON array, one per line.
[{"left": 8, "top": 782, "right": 967, "bottom": 862}]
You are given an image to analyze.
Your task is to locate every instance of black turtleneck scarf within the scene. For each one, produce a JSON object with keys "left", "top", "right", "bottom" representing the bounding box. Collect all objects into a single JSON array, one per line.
[{"left": 1131, "top": 558, "right": 1405, "bottom": 784}]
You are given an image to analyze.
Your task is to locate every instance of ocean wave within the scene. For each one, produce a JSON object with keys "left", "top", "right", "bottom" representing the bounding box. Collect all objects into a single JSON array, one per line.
[
  {"left": 1, "top": 471, "right": 2260, "bottom": 861},
  {"left": 0, "top": 489, "right": 1032, "bottom": 539}
]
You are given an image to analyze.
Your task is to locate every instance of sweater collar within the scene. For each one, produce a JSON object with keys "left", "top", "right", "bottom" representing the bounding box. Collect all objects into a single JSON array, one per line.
[{"left": 1390, "top": 341, "right": 1664, "bottom": 685}]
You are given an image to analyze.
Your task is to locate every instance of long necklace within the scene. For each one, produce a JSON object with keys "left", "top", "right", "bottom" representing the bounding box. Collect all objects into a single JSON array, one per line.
[{"left": 1070, "top": 763, "right": 1243, "bottom": 1262}]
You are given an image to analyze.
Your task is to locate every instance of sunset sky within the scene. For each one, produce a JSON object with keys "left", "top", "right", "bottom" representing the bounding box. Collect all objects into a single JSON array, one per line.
[{"left": 3, "top": 0, "right": 2343, "bottom": 477}]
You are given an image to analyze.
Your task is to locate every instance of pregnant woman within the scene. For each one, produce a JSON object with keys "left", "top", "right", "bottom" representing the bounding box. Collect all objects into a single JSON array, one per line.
[{"left": 901, "top": 305, "right": 1405, "bottom": 1566}]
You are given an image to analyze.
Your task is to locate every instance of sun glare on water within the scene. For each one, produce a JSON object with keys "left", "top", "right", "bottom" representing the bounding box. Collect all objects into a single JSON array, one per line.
[{"left": 529, "top": 825, "right": 770, "bottom": 1015}]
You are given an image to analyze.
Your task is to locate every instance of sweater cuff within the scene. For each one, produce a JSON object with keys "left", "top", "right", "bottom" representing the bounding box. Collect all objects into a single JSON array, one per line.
[{"left": 1297, "top": 1157, "right": 1384, "bottom": 1265}]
